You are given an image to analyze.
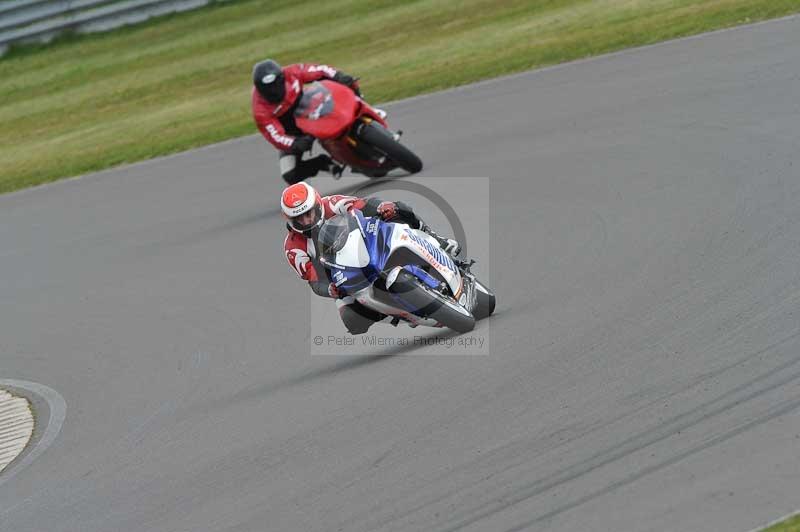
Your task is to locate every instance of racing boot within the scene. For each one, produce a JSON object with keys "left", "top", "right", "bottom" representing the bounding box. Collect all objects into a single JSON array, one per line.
[
  {"left": 419, "top": 221, "right": 461, "bottom": 258},
  {"left": 329, "top": 162, "right": 345, "bottom": 180},
  {"left": 320, "top": 154, "right": 345, "bottom": 180}
]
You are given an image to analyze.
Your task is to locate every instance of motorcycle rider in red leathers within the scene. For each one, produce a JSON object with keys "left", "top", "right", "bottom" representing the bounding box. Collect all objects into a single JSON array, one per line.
[
  {"left": 253, "top": 59, "right": 361, "bottom": 184},
  {"left": 281, "top": 182, "right": 461, "bottom": 334}
]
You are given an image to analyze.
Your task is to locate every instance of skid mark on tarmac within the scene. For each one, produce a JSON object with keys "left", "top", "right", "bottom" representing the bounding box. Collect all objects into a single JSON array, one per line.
[{"left": 446, "top": 332, "right": 800, "bottom": 531}]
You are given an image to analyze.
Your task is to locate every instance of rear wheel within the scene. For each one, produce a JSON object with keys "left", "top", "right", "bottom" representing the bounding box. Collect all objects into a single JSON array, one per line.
[
  {"left": 357, "top": 121, "right": 423, "bottom": 174},
  {"left": 387, "top": 270, "right": 475, "bottom": 333}
]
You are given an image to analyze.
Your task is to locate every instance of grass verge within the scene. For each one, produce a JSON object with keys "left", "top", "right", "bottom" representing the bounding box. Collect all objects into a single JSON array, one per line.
[
  {"left": 763, "top": 513, "right": 800, "bottom": 532},
  {"left": 1, "top": 0, "right": 799, "bottom": 194}
]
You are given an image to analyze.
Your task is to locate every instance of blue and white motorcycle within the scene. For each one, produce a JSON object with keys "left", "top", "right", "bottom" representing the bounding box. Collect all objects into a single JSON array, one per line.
[{"left": 318, "top": 210, "right": 495, "bottom": 333}]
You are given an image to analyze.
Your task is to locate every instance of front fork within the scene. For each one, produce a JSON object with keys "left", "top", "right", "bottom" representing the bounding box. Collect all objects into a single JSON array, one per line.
[{"left": 348, "top": 117, "right": 397, "bottom": 163}]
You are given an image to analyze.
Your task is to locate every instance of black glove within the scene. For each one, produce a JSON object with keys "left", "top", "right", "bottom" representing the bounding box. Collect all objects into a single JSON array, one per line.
[
  {"left": 333, "top": 71, "right": 354, "bottom": 86},
  {"left": 290, "top": 135, "right": 314, "bottom": 154},
  {"left": 333, "top": 72, "right": 361, "bottom": 96}
]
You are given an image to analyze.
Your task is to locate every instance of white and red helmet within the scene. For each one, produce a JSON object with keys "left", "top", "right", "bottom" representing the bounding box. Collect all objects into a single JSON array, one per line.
[{"left": 281, "top": 182, "right": 324, "bottom": 233}]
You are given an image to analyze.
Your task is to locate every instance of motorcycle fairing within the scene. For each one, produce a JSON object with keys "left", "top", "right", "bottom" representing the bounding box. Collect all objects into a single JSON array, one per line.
[
  {"left": 352, "top": 211, "right": 462, "bottom": 296},
  {"left": 294, "top": 81, "right": 359, "bottom": 139},
  {"left": 387, "top": 225, "right": 463, "bottom": 298},
  {"left": 402, "top": 264, "right": 441, "bottom": 291},
  {"left": 320, "top": 211, "right": 394, "bottom": 295},
  {"left": 320, "top": 211, "right": 465, "bottom": 327},
  {"left": 294, "top": 80, "right": 392, "bottom": 172}
]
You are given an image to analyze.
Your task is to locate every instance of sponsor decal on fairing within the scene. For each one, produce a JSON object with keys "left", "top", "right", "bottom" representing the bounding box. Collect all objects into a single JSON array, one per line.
[{"left": 401, "top": 228, "right": 456, "bottom": 274}]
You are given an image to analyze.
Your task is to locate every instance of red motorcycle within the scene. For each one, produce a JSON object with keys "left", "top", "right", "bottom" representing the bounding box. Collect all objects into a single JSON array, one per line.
[{"left": 294, "top": 80, "right": 422, "bottom": 178}]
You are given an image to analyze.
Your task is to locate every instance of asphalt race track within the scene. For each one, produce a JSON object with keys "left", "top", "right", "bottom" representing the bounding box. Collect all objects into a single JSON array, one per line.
[{"left": 2, "top": 15, "right": 800, "bottom": 532}]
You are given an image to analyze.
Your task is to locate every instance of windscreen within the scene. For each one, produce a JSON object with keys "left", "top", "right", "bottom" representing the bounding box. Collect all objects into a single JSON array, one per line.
[
  {"left": 318, "top": 214, "right": 370, "bottom": 269},
  {"left": 294, "top": 82, "right": 334, "bottom": 121}
]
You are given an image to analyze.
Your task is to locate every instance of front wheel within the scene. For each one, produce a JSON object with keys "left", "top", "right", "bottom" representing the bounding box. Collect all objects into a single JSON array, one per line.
[
  {"left": 471, "top": 278, "right": 496, "bottom": 320},
  {"left": 357, "top": 121, "right": 423, "bottom": 174},
  {"left": 387, "top": 270, "right": 475, "bottom": 333}
]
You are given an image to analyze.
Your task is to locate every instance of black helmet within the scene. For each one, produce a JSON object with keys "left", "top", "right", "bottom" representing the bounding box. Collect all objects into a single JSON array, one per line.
[{"left": 253, "top": 59, "right": 285, "bottom": 104}]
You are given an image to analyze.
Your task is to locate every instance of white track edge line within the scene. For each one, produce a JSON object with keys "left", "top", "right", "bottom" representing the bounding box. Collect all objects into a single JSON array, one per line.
[{"left": 745, "top": 509, "right": 800, "bottom": 532}]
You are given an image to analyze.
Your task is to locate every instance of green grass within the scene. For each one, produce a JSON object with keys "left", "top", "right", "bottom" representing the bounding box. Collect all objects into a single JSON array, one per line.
[
  {"left": 764, "top": 513, "right": 800, "bottom": 532},
  {"left": 1, "top": 0, "right": 799, "bottom": 194}
]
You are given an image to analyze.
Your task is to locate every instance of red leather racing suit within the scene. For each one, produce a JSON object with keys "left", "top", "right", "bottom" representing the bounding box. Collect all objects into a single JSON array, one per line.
[
  {"left": 252, "top": 63, "right": 341, "bottom": 153},
  {"left": 284, "top": 194, "right": 368, "bottom": 286}
]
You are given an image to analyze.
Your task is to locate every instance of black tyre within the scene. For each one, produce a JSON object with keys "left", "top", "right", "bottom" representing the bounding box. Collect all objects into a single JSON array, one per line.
[
  {"left": 387, "top": 270, "right": 475, "bottom": 333},
  {"left": 357, "top": 121, "right": 423, "bottom": 174},
  {"left": 471, "top": 278, "right": 496, "bottom": 321}
]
